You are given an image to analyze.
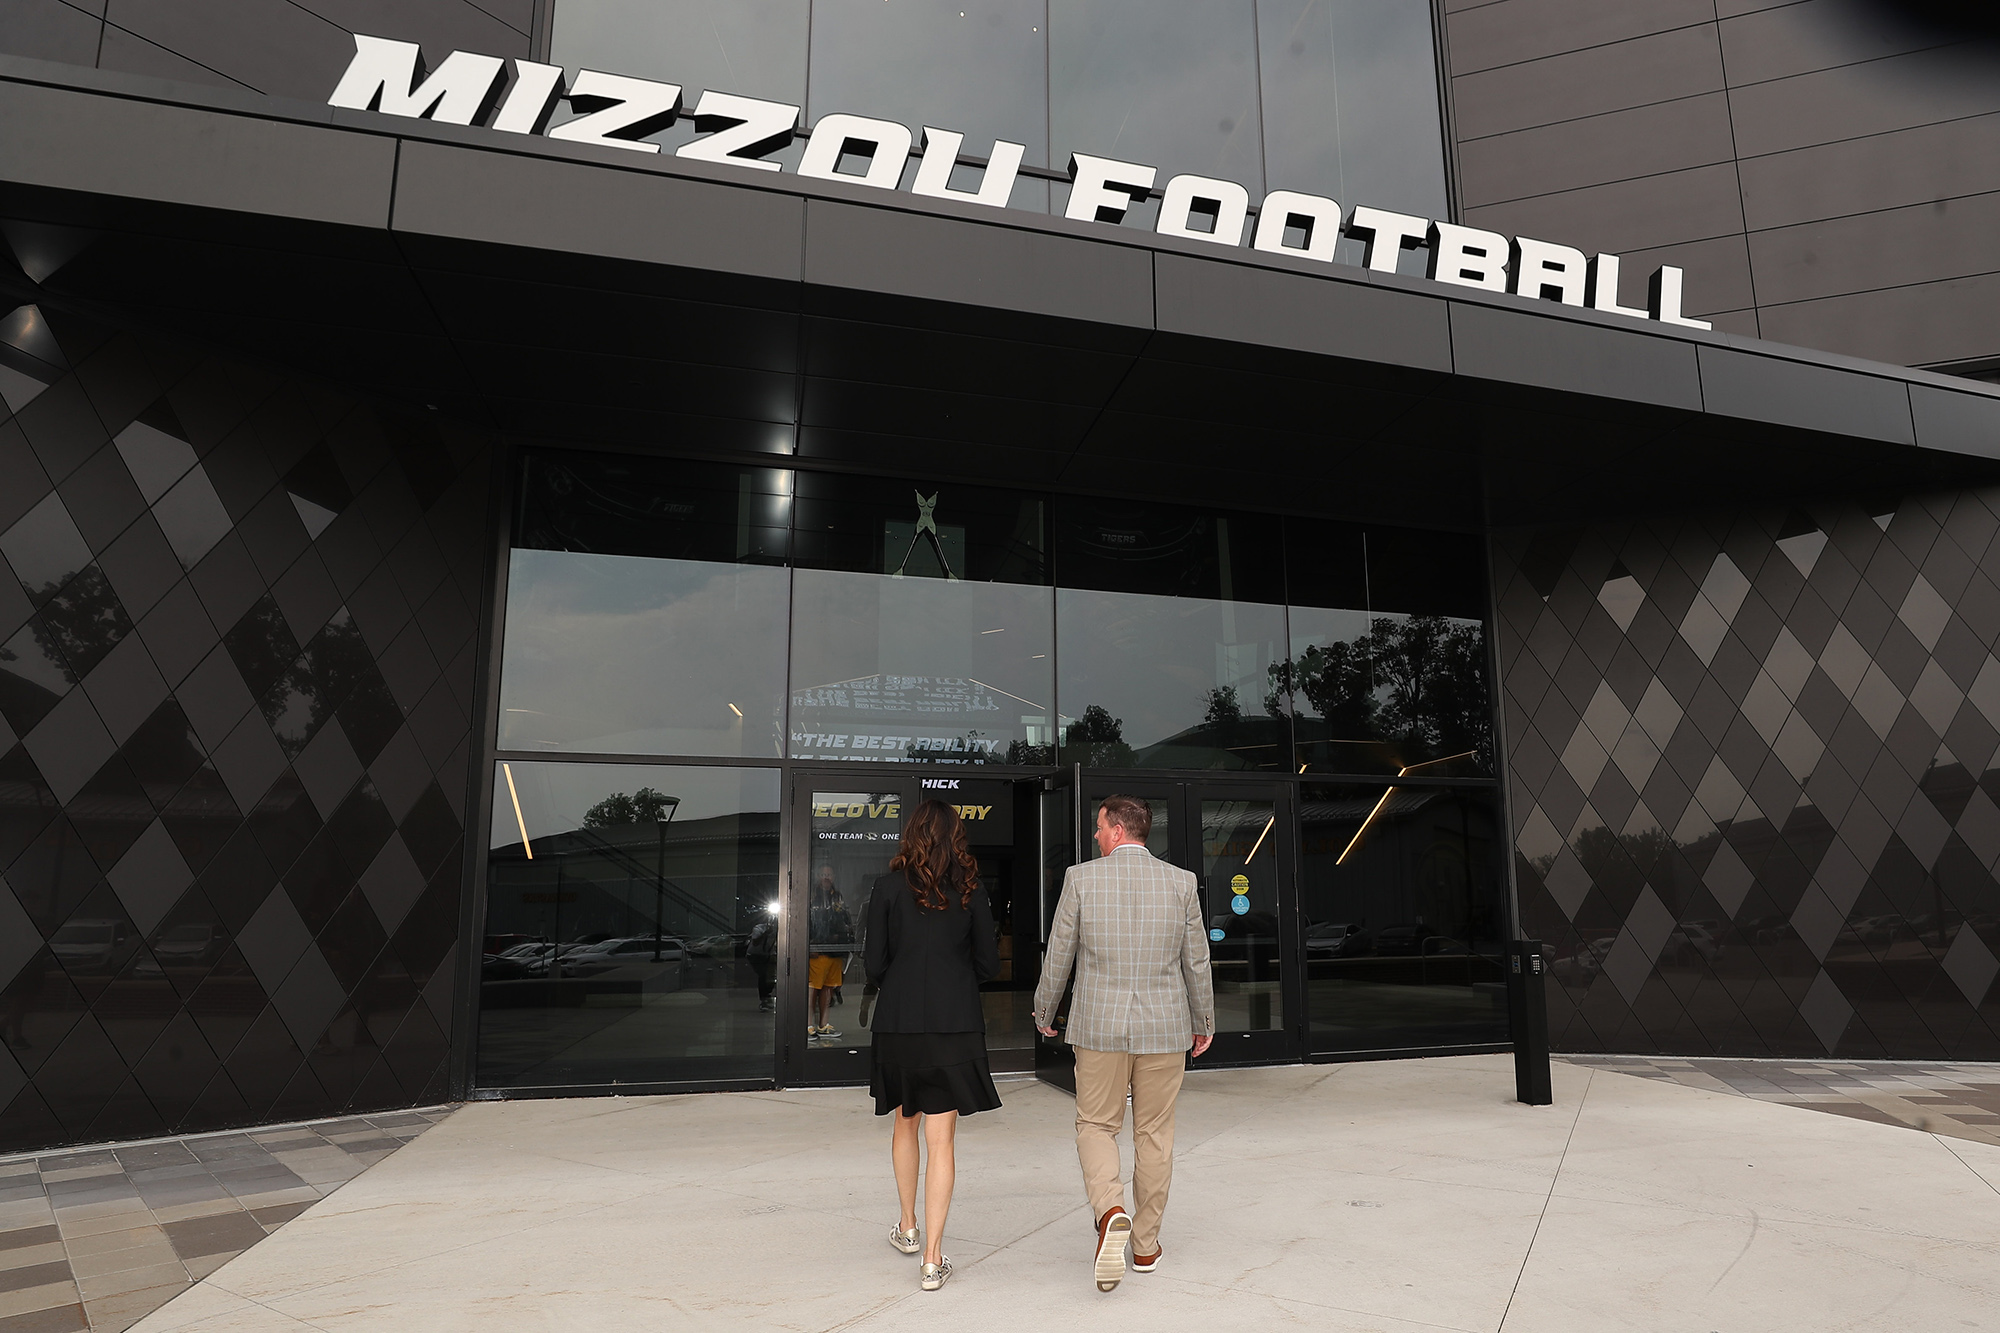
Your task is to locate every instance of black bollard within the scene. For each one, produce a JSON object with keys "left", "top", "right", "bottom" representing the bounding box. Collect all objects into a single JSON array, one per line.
[{"left": 1507, "top": 940, "right": 1552, "bottom": 1106}]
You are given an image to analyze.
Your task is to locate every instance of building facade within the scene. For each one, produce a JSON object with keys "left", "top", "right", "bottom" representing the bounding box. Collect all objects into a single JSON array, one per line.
[{"left": 0, "top": 0, "right": 1997, "bottom": 1152}]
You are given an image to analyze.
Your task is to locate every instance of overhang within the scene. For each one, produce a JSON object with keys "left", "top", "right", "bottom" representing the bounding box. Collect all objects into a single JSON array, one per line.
[{"left": 3, "top": 55, "right": 1998, "bottom": 531}]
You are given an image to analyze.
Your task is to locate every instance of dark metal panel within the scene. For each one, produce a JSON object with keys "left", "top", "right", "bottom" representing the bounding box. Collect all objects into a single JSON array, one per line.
[
  {"left": 1725, "top": 43, "right": 2000, "bottom": 158},
  {"left": 801, "top": 199, "right": 1154, "bottom": 331},
  {"left": 1450, "top": 302, "right": 1702, "bottom": 411},
  {"left": 1456, "top": 91, "right": 1736, "bottom": 209},
  {"left": 1746, "top": 190, "right": 2000, "bottom": 307},
  {"left": 1698, "top": 346, "right": 1915, "bottom": 445},
  {"left": 391, "top": 140, "right": 806, "bottom": 283},
  {"left": 106, "top": 0, "right": 352, "bottom": 101},
  {"left": 1462, "top": 161, "right": 1746, "bottom": 259},
  {"left": 0, "top": 79, "right": 395, "bottom": 228},
  {"left": 1606, "top": 233, "right": 1759, "bottom": 325},
  {"left": 1445, "top": 0, "right": 1716, "bottom": 76},
  {"left": 0, "top": 0, "right": 103, "bottom": 66},
  {"left": 1450, "top": 24, "right": 1725, "bottom": 139},
  {"left": 1755, "top": 272, "right": 2000, "bottom": 370},
  {"left": 1152, "top": 253, "right": 1452, "bottom": 375},
  {"left": 1716, "top": 0, "right": 1963, "bottom": 86},
  {"left": 1911, "top": 384, "right": 2000, "bottom": 461},
  {"left": 1736, "top": 112, "right": 2000, "bottom": 232}
]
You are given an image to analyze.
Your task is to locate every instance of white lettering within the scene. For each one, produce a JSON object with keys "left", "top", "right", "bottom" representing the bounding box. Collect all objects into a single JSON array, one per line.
[
  {"left": 1511, "top": 237, "right": 1587, "bottom": 306},
  {"left": 1065, "top": 153, "right": 1156, "bottom": 225},
  {"left": 799, "top": 113, "right": 912, "bottom": 189},
  {"left": 322, "top": 33, "right": 1707, "bottom": 326},
  {"left": 546, "top": 70, "right": 681, "bottom": 154},
  {"left": 1428, "top": 222, "right": 1509, "bottom": 292},
  {"left": 911, "top": 128, "right": 1024, "bottom": 208},
  {"left": 327, "top": 35, "right": 504, "bottom": 124},
  {"left": 1156, "top": 173, "right": 1248, "bottom": 246},
  {"left": 677, "top": 91, "right": 798, "bottom": 172},
  {"left": 1345, "top": 206, "right": 1429, "bottom": 273},
  {"left": 1252, "top": 190, "right": 1341, "bottom": 263},
  {"left": 1588, "top": 255, "right": 1650, "bottom": 320},
  {"left": 490, "top": 60, "right": 566, "bottom": 135},
  {"left": 1649, "top": 266, "right": 1712, "bottom": 330}
]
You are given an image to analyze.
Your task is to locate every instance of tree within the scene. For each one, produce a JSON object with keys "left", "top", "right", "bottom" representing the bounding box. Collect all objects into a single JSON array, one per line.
[
  {"left": 582, "top": 786, "right": 678, "bottom": 828},
  {"left": 1271, "top": 615, "right": 1492, "bottom": 769},
  {"left": 1060, "top": 704, "right": 1134, "bottom": 767}
]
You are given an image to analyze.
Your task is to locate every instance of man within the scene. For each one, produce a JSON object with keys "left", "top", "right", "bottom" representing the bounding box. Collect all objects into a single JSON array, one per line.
[{"left": 1033, "top": 795, "right": 1214, "bottom": 1293}]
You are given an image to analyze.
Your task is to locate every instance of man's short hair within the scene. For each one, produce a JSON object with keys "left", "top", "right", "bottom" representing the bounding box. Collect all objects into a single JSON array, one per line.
[{"left": 1099, "top": 794, "right": 1152, "bottom": 841}]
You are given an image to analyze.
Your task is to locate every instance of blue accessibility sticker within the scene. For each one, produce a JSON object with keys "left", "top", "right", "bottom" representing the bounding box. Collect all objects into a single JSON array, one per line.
[
  {"left": 1209, "top": 928, "right": 1226, "bottom": 942},
  {"left": 1231, "top": 894, "right": 1251, "bottom": 915}
]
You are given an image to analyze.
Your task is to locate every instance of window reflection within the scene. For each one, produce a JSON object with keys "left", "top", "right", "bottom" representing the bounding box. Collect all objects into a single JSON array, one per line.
[
  {"left": 1057, "top": 498, "right": 1287, "bottom": 770},
  {"left": 1284, "top": 522, "right": 1492, "bottom": 775},
  {"left": 551, "top": 0, "right": 810, "bottom": 161},
  {"left": 500, "top": 453, "right": 790, "bottom": 759},
  {"left": 790, "top": 474, "right": 1053, "bottom": 764},
  {"left": 1050, "top": 0, "right": 1266, "bottom": 218},
  {"left": 1256, "top": 1, "right": 1450, "bottom": 228},
  {"left": 477, "top": 762, "right": 780, "bottom": 1086},
  {"left": 809, "top": 0, "right": 1050, "bottom": 177},
  {"left": 1299, "top": 782, "right": 1506, "bottom": 1051},
  {"left": 1202, "top": 797, "right": 1283, "bottom": 1032}
]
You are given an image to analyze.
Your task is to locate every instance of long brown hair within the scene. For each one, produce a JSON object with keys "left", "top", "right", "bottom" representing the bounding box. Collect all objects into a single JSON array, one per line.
[{"left": 890, "top": 799, "right": 980, "bottom": 910}]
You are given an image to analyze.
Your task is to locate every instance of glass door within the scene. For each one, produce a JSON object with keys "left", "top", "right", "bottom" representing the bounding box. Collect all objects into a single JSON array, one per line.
[
  {"left": 785, "top": 775, "right": 914, "bottom": 1085},
  {"left": 1056, "top": 778, "right": 1300, "bottom": 1068},
  {"left": 1192, "top": 781, "right": 1296, "bottom": 1064}
]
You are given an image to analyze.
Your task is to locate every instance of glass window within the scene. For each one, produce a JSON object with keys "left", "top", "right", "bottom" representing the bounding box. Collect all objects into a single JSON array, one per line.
[
  {"left": 1056, "top": 498, "right": 1287, "bottom": 770},
  {"left": 1256, "top": 0, "right": 1449, "bottom": 246},
  {"left": 789, "top": 474, "right": 1053, "bottom": 764},
  {"left": 1202, "top": 795, "right": 1284, "bottom": 1032},
  {"left": 1285, "top": 522, "right": 1492, "bottom": 776},
  {"left": 1050, "top": 0, "right": 1265, "bottom": 225},
  {"left": 551, "top": 0, "right": 811, "bottom": 159},
  {"left": 1299, "top": 782, "right": 1507, "bottom": 1052},
  {"left": 498, "top": 452, "right": 791, "bottom": 759},
  {"left": 808, "top": 0, "right": 1050, "bottom": 186},
  {"left": 477, "top": 761, "right": 782, "bottom": 1087}
]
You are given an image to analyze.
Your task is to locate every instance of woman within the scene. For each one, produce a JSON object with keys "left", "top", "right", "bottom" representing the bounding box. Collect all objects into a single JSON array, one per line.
[{"left": 864, "top": 799, "right": 1002, "bottom": 1292}]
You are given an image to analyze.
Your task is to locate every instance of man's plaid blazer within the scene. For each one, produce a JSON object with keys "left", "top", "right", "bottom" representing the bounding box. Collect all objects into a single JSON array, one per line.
[{"left": 1032, "top": 844, "right": 1216, "bottom": 1055}]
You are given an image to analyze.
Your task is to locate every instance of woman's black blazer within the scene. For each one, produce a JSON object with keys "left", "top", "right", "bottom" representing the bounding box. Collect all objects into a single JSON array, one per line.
[{"left": 863, "top": 872, "right": 1000, "bottom": 1033}]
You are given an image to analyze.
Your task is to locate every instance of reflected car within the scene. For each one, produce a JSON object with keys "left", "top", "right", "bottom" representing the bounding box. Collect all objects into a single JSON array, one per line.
[
  {"left": 1372, "top": 924, "right": 1456, "bottom": 956},
  {"left": 482, "top": 953, "right": 536, "bottom": 981},
  {"left": 1551, "top": 937, "right": 1613, "bottom": 982},
  {"left": 682, "top": 934, "right": 741, "bottom": 960},
  {"left": 1304, "top": 922, "right": 1368, "bottom": 957},
  {"left": 557, "top": 936, "right": 689, "bottom": 994},
  {"left": 138, "top": 923, "right": 221, "bottom": 973},
  {"left": 1661, "top": 924, "right": 1720, "bottom": 964},
  {"left": 48, "top": 919, "right": 135, "bottom": 972}
]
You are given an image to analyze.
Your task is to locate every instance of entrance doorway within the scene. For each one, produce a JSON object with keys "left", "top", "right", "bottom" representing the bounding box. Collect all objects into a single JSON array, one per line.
[
  {"left": 782, "top": 771, "right": 1040, "bottom": 1086},
  {"left": 1032, "top": 776, "right": 1303, "bottom": 1076}
]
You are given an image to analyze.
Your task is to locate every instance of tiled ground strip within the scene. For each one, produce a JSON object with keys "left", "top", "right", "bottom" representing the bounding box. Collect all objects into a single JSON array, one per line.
[
  {"left": 1563, "top": 1055, "right": 2000, "bottom": 1145},
  {"left": 0, "top": 1107, "right": 452, "bottom": 1333}
]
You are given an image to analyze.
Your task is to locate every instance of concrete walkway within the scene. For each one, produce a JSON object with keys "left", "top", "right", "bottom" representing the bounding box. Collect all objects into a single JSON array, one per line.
[{"left": 128, "top": 1055, "right": 2000, "bottom": 1333}]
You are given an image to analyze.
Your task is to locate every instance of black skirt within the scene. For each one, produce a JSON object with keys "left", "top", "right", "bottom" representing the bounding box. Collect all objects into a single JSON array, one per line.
[{"left": 870, "top": 1031, "right": 1002, "bottom": 1117}]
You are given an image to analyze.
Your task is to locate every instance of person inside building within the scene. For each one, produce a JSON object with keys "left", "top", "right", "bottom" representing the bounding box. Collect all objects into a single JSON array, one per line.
[{"left": 865, "top": 800, "right": 1002, "bottom": 1291}]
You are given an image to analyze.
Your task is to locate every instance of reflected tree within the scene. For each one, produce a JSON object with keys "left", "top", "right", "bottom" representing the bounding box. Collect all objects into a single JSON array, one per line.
[
  {"left": 583, "top": 786, "right": 679, "bottom": 827},
  {"left": 27, "top": 567, "right": 130, "bottom": 682},
  {"left": 1272, "top": 615, "right": 1490, "bottom": 767},
  {"left": 1060, "top": 704, "right": 1134, "bottom": 767}
]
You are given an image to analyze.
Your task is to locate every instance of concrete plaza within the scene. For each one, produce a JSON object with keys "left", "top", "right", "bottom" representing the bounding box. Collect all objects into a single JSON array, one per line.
[{"left": 128, "top": 1055, "right": 2000, "bottom": 1332}]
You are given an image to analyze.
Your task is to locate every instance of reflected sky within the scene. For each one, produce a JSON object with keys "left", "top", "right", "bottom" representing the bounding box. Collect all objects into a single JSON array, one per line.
[{"left": 499, "top": 549, "right": 789, "bottom": 759}]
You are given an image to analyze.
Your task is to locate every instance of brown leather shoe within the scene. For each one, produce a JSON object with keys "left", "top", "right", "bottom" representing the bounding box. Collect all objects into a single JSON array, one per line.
[
  {"left": 1094, "top": 1208, "right": 1132, "bottom": 1291},
  {"left": 1131, "top": 1245, "right": 1160, "bottom": 1273}
]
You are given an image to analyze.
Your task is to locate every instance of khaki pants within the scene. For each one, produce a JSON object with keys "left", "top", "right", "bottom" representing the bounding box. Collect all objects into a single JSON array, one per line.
[{"left": 1073, "top": 1047, "right": 1186, "bottom": 1255}]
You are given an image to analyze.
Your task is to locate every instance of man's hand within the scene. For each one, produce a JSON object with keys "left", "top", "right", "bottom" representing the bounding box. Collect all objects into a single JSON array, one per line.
[
  {"left": 1190, "top": 1034, "right": 1212, "bottom": 1058},
  {"left": 1037, "top": 1023, "right": 1057, "bottom": 1038}
]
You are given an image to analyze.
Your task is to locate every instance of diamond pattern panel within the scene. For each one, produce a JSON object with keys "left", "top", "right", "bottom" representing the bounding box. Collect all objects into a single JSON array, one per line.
[
  {"left": 1500, "top": 498, "right": 2000, "bottom": 1059},
  {"left": 0, "top": 304, "right": 489, "bottom": 1153}
]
